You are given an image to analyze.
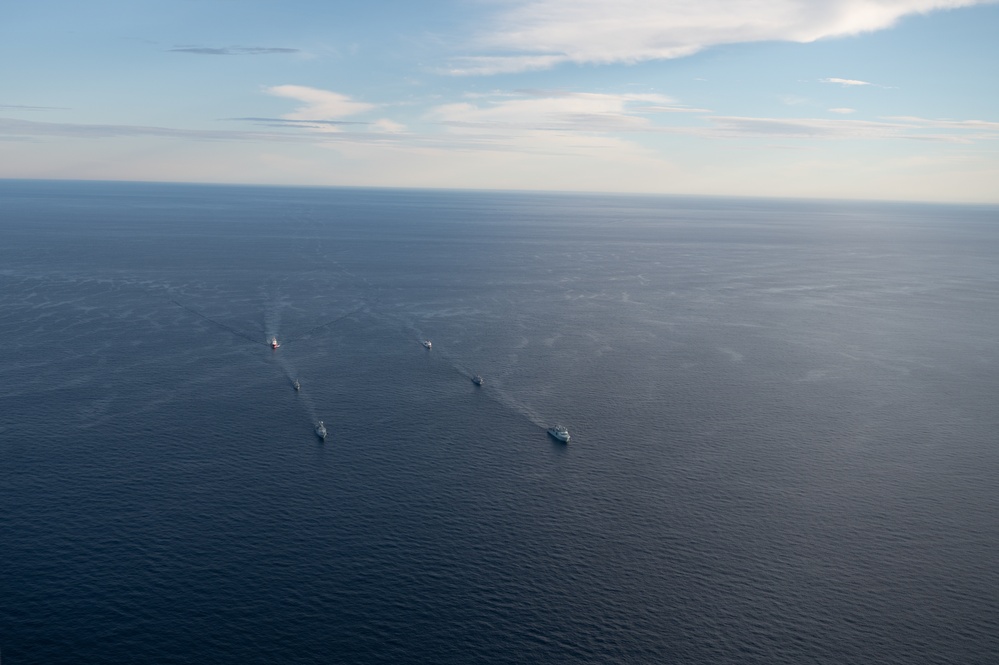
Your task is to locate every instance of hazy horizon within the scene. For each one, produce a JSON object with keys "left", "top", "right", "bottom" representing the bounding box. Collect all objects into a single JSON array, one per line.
[{"left": 5, "top": 176, "right": 999, "bottom": 208}]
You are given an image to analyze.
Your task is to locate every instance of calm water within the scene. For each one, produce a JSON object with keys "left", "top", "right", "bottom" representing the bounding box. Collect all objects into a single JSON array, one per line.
[{"left": 1, "top": 181, "right": 998, "bottom": 663}]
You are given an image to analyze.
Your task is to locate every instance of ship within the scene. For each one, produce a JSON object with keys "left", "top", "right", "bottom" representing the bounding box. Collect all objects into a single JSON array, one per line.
[
  {"left": 472, "top": 375, "right": 483, "bottom": 386},
  {"left": 293, "top": 379, "right": 301, "bottom": 391},
  {"left": 422, "top": 340, "right": 432, "bottom": 349},
  {"left": 315, "top": 421, "right": 327, "bottom": 441},
  {"left": 547, "top": 425, "right": 570, "bottom": 443},
  {"left": 270, "top": 337, "right": 280, "bottom": 349}
]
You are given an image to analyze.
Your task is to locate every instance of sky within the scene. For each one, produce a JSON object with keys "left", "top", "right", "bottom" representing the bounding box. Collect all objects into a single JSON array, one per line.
[{"left": 3, "top": 0, "right": 999, "bottom": 202}]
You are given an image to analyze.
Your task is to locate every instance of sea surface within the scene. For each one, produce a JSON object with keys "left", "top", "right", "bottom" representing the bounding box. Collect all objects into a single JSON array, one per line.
[{"left": 1, "top": 180, "right": 998, "bottom": 664}]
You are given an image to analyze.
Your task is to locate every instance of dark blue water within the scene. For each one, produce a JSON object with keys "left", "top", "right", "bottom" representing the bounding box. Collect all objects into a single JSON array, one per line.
[{"left": 2, "top": 180, "right": 998, "bottom": 664}]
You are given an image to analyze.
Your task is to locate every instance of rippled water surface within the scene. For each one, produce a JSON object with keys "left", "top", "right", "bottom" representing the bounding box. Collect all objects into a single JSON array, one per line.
[{"left": 2, "top": 181, "right": 998, "bottom": 663}]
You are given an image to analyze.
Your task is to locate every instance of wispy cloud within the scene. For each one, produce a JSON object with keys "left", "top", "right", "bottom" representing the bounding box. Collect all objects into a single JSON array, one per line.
[
  {"left": 372, "top": 119, "right": 407, "bottom": 134},
  {"left": 820, "top": 77, "right": 874, "bottom": 86},
  {"left": 227, "top": 117, "right": 369, "bottom": 129},
  {"left": 697, "top": 115, "right": 999, "bottom": 142},
  {"left": 702, "top": 116, "right": 913, "bottom": 140},
  {"left": 0, "top": 116, "right": 420, "bottom": 149},
  {"left": 884, "top": 115, "right": 999, "bottom": 130},
  {"left": 425, "top": 90, "right": 999, "bottom": 145},
  {"left": 265, "top": 85, "right": 376, "bottom": 132},
  {"left": 409, "top": 87, "right": 999, "bottom": 154},
  {"left": 451, "top": 0, "right": 992, "bottom": 74},
  {"left": 780, "top": 95, "right": 811, "bottom": 106},
  {"left": 0, "top": 117, "right": 302, "bottom": 142},
  {"left": 428, "top": 90, "right": 695, "bottom": 134},
  {"left": 444, "top": 55, "right": 570, "bottom": 76},
  {"left": 170, "top": 46, "right": 299, "bottom": 55},
  {"left": 0, "top": 104, "right": 70, "bottom": 111},
  {"left": 6, "top": 98, "right": 994, "bottom": 163},
  {"left": 262, "top": 85, "right": 415, "bottom": 137}
]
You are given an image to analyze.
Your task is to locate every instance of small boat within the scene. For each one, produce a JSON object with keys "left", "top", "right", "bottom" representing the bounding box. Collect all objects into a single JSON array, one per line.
[
  {"left": 472, "top": 375, "right": 483, "bottom": 386},
  {"left": 547, "top": 425, "right": 570, "bottom": 443},
  {"left": 270, "top": 337, "right": 280, "bottom": 349},
  {"left": 422, "top": 340, "right": 432, "bottom": 349},
  {"left": 315, "top": 421, "right": 327, "bottom": 440},
  {"left": 293, "top": 379, "right": 301, "bottom": 391}
]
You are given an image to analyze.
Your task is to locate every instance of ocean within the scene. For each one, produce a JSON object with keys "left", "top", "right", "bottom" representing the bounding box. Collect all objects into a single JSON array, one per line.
[{"left": 1, "top": 180, "right": 997, "bottom": 663}]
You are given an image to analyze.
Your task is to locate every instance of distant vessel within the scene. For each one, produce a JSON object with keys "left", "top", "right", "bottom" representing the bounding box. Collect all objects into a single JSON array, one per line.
[
  {"left": 271, "top": 337, "right": 280, "bottom": 349},
  {"left": 422, "top": 340, "right": 432, "bottom": 349},
  {"left": 472, "top": 375, "right": 483, "bottom": 386},
  {"left": 315, "top": 421, "right": 327, "bottom": 440},
  {"left": 293, "top": 379, "right": 301, "bottom": 391},
  {"left": 547, "top": 425, "right": 570, "bottom": 443}
]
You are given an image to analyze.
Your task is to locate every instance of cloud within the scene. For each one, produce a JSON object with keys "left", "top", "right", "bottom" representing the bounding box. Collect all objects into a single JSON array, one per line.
[
  {"left": 703, "top": 116, "right": 912, "bottom": 139},
  {"left": 444, "top": 55, "right": 570, "bottom": 76},
  {"left": 884, "top": 115, "right": 999, "bottom": 130},
  {"left": 780, "top": 95, "right": 811, "bottom": 106},
  {"left": 0, "top": 104, "right": 70, "bottom": 111},
  {"left": 419, "top": 90, "right": 999, "bottom": 151},
  {"left": 452, "top": 0, "right": 993, "bottom": 74},
  {"left": 170, "top": 46, "right": 299, "bottom": 55},
  {"left": 265, "top": 85, "right": 375, "bottom": 127},
  {"left": 696, "top": 115, "right": 999, "bottom": 142},
  {"left": 372, "top": 119, "right": 407, "bottom": 133},
  {"left": 428, "top": 90, "right": 691, "bottom": 134},
  {"left": 227, "top": 117, "right": 369, "bottom": 129},
  {"left": 414, "top": 90, "right": 717, "bottom": 164},
  {"left": 6, "top": 91, "right": 995, "bottom": 173},
  {"left": 829, "top": 107, "right": 857, "bottom": 114},
  {"left": 0, "top": 116, "right": 304, "bottom": 142},
  {"left": 0, "top": 115, "right": 418, "bottom": 149},
  {"left": 820, "top": 77, "right": 874, "bottom": 86}
]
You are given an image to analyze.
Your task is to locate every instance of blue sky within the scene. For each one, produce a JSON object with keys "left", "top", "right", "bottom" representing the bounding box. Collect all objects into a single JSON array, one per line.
[{"left": 3, "top": 0, "right": 998, "bottom": 201}]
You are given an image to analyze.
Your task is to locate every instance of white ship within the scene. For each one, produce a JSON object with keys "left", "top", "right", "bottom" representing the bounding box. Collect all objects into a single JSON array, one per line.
[
  {"left": 547, "top": 425, "right": 570, "bottom": 443},
  {"left": 422, "top": 340, "right": 432, "bottom": 349},
  {"left": 315, "top": 421, "right": 327, "bottom": 440}
]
